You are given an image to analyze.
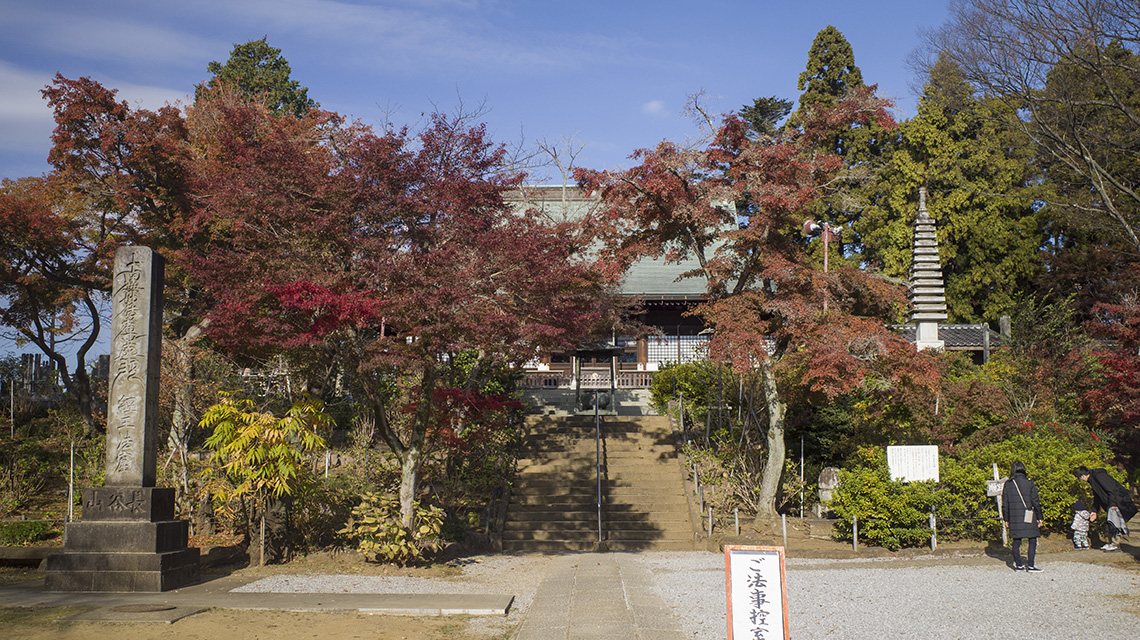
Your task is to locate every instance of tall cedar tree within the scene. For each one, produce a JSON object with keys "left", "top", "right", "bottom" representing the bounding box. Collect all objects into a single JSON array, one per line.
[
  {"left": 197, "top": 37, "right": 318, "bottom": 118},
  {"left": 183, "top": 93, "right": 614, "bottom": 526},
  {"left": 856, "top": 56, "right": 1044, "bottom": 322},
  {"left": 792, "top": 25, "right": 892, "bottom": 265},
  {"left": 577, "top": 90, "right": 940, "bottom": 518}
]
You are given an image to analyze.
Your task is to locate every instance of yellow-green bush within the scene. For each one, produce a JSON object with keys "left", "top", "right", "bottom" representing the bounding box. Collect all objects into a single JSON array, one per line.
[{"left": 339, "top": 492, "right": 444, "bottom": 566}]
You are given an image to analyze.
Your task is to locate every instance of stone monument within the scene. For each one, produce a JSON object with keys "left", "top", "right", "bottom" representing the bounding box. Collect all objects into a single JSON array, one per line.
[
  {"left": 45, "top": 247, "right": 200, "bottom": 592},
  {"left": 909, "top": 187, "right": 948, "bottom": 350}
]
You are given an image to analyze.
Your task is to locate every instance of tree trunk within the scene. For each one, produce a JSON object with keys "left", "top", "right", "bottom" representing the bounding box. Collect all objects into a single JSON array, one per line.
[
  {"left": 399, "top": 360, "right": 436, "bottom": 528},
  {"left": 398, "top": 448, "right": 421, "bottom": 529},
  {"left": 755, "top": 360, "right": 786, "bottom": 519},
  {"left": 163, "top": 322, "right": 206, "bottom": 522}
]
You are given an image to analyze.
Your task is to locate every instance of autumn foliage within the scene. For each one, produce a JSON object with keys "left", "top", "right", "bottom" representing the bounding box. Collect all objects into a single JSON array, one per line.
[{"left": 578, "top": 88, "right": 940, "bottom": 515}]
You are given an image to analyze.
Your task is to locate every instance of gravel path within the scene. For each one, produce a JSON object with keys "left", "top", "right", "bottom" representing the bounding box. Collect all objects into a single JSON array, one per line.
[{"left": 234, "top": 551, "right": 1140, "bottom": 639}]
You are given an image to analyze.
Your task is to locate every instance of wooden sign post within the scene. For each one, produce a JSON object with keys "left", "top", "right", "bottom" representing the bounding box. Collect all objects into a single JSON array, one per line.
[{"left": 726, "top": 545, "right": 789, "bottom": 639}]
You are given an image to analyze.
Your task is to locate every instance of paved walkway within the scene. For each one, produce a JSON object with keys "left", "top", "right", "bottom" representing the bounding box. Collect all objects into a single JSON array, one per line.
[
  {"left": 0, "top": 572, "right": 512, "bottom": 621},
  {"left": 515, "top": 553, "right": 685, "bottom": 640},
  {"left": 0, "top": 553, "right": 686, "bottom": 637}
]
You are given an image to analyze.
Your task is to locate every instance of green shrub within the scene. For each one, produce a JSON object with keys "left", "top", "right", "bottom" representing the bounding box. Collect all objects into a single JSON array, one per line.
[
  {"left": 829, "top": 435, "right": 1117, "bottom": 549},
  {"left": 956, "top": 434, "right": 1116, "bottom": 529},
  {"left": 829, "top": 448, "right": 937, "bottom": 550},
  {"left": 0, "top": 520, "right": 54, "bottom": 545},
  {"left": 649, "top": 361, "right": 739, "bottom": 423},
  {"left": 339, "top": 492, "right": 444, "bottom": 565}
]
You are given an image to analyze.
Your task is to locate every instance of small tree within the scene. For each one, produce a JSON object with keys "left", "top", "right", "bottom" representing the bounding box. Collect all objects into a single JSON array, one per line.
[{"left": 201, "top": 393, "right": 330, "bottom": 565}]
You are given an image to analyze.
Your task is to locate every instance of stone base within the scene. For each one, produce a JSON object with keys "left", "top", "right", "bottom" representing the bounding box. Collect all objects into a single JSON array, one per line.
[
  {"left": 44, "top": 486, "right": 200, "bottom": 592},
  {"left": 44, "top": 547, "right": 199, "bottom": 592}
]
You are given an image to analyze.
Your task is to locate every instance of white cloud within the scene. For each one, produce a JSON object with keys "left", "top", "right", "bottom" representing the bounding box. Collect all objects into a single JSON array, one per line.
[
  {"left": 2, "top": 4, "right": 215, "bottom": 71},
  {"left": 641, "top": 100, "right": 666, "bottom": 116},
  {"left": 0, "top": 62, "right": 57, "bottom": 153},
  {"left": 0, "top": 61, "right": 189, "bottom": 158},
  {"left": 193, "top": 0, "right": 651, "bottom": 76}
]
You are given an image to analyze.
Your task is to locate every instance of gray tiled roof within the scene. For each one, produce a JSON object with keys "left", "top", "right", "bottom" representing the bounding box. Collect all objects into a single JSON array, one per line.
[
  {"left": 891, "top": 324, "right": 1007, "bottom": 350},
  {"left": 508, "top": 186, "right": 709, "bottom": 299}
]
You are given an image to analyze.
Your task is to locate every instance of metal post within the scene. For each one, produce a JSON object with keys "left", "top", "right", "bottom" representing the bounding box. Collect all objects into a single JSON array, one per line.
[
  {"left": 800, "top": 436, "right": 805, "bottom": 519},
  {"left": 735, "top": 508, "right": 740, "bottom": 536},
  {"left": 707, "top": 506, "right": 713, "bottom": 534},
  {"left": 994, "top": 462, "right": 1007, "bottom": 546},
  {"left": 68, "top": 440, "right": 74, "bottom": 522},
  {"left": 782, "top": 513, "right": 787, "bottom": 549},
  {"left": 679, "top": 393, "right": 685, "bottom": 442},
  {"left": 853, "top": 515, "right": 859, "bottom": 553},
  {"left": 596, "top": 390, "right": 602, "bottom": 544},
  {"left": 823, "top": 223, "right": 830, "bottom": 311},
  {"left": 930, "top": 507, "right": 937, "bottom": 552}
]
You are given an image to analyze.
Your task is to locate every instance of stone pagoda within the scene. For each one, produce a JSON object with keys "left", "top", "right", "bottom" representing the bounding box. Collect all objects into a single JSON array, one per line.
[{"left": 909, "top": 187, "right": 948, "bottom": 350}]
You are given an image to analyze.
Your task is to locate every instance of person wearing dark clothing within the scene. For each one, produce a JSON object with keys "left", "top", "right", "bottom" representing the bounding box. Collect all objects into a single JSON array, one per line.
[
  {"left": 1003, "top": 461, "right": 1044, "bottom": 571},
  {"left": 1073, "top": 465, "right": 1137, "bottom": 551}
]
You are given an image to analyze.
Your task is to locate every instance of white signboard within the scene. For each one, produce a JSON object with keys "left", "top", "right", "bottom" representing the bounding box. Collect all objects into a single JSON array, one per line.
[
  {"left": 887, "top": 445, "right": 940, "bottom": 482},
  {"left": 726, "top": 545, "right": 789, "bottom": 640}
]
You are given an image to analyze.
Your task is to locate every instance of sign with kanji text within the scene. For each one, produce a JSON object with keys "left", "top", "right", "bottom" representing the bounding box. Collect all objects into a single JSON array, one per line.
[
  {"left": 726, "top": 545, "right": 789, "bottom": 640},
  {"left": 887, "top": 445, "right": 940, "bottom": 482}
]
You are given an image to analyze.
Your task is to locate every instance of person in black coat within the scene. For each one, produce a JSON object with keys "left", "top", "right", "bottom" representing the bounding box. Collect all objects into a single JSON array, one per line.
[
  {"left": 1002, "top": 461, "right": 1044, "bottom": 571},
  {"left": 1073, "top": 465, "right": 1137, "bottom": 552}
]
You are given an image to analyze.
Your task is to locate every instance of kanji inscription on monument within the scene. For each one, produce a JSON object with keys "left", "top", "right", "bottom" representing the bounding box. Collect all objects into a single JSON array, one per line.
[{"left": 105, "top": 246, "right": 164, "bottom": 487}]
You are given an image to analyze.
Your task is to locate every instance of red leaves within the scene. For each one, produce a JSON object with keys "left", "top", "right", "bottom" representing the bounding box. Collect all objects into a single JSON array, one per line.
[
  {"left": 584, "top": 88, "right": 924, "bottom": 400},
  {"left": 427, "top": 387, "right": 523, "bottom": 451},
  {"left": 177, "top": 92, "right": 614, "bottom": 378}
]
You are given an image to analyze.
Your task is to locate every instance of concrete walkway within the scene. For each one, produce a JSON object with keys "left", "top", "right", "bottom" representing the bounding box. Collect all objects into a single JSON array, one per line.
[
  {"left": 0, "top": 572, "right": 513, "bottom": 621},
  {"left": 1, "top": 552, "right": 687, "bottom": 636},
  {"left": 515, "top": 553, "right": 685, "bottom": 640}
]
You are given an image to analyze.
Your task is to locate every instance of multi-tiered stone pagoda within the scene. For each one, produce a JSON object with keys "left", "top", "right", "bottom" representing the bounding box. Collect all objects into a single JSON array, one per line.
[{"left": 909, "top": 187, "right": 948, "bottom": 350}]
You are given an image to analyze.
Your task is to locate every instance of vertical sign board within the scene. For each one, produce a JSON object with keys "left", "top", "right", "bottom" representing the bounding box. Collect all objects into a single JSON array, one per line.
[
  {"left": 726, "top": 545, "right": 789, "bottom": 640},
  {"left": 886, "top": 445, "right": 940, "bottom": 483}
]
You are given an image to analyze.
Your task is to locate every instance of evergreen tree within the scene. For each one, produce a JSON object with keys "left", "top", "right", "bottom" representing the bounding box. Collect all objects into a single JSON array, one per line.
[
  {"left": 197, "top": 37, "right": 317, "bottom": 118},
  {"left": 795, "top": 25, "right": 865, "bottom": 114},
  {"left": 857, "top": 55, "right": 1044, "bottom": 322},
  {"left": 739, "top": 96, "right": 793, "bottom": 138},
  {"left": 792, "top": 25, "right": 893, "bottom": 268}
]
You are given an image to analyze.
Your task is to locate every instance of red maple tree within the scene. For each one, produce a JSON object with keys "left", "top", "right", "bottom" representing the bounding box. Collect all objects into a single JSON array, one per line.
[
  {"left": 183, "top": 91, "right": 615, "bottom": 524},
  {"left": 578, "top": 88, "right": 940, "bottom": 516}
]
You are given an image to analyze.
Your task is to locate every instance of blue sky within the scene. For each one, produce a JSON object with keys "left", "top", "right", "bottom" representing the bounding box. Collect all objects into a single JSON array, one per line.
[
  {"left": 0, "top": 0, "right": 949, "bottom": 184},
  {"left": 1, "top": 0, "right": 950, "bottom": 359}
]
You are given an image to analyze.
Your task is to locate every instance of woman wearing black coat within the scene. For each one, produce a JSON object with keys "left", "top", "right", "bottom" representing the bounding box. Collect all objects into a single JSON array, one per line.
[
  {"left": 1073, "top": 465, "right": 1137, "bottom": 551},
  {"left": 1002, "top": 461, "right": 1044, "bottom": 571}
]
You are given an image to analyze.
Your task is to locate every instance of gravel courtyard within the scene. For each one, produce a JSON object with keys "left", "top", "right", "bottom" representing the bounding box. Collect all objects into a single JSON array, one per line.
[{"left": 235, "top": 549, "right": 1140, "bottom": 639}]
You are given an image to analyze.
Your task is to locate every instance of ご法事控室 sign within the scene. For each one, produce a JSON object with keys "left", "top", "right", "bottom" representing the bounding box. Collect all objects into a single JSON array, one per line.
[{"left": 726, "top": 545, "right": 789, "bottom": 640}]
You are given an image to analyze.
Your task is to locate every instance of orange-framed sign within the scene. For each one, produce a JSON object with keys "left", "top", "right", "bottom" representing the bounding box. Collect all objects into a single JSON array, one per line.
[{"left": 725, "top": 545, "right": 789, "bottom": 639}]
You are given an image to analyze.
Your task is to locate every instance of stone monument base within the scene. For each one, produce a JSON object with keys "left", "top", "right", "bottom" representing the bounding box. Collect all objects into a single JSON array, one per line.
[{"left": 45, "top": 487, "right": 200, "bottom": 592}]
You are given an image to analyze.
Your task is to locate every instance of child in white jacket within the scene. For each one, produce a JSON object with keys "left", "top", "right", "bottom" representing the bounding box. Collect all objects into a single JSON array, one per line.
[{"left": 1071, "top": 500, "right": 1091, "bottom": 549}]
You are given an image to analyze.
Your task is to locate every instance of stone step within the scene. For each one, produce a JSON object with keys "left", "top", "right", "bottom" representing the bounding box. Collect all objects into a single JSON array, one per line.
[
  {"left": 501, "top": 539, "right": 600, "bottom": 552},
  {"left": 513, "top": 481, "right": 684, "bottom": 494},
  {"left": 500, "top": 538, "right": 696, "bottom": 552},
  {"left": 502, "top": 524, "right": 693, "bottom": 541},
  {"left": 508, "top": 504, "right": 691, "bottom": 518}
]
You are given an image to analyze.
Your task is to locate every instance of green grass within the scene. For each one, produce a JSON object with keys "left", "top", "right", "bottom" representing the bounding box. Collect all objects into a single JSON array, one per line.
[
  {"left": 0, "top": 606, "right": 93, "bottom": 625},
  {"left": 0, "top": 566, "right": 44, "bottom": 587}
]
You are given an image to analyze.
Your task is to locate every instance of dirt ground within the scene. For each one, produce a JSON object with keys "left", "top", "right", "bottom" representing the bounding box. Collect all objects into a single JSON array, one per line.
[{"left": 2, "top": 607, "right": 497, "bottom": 640}]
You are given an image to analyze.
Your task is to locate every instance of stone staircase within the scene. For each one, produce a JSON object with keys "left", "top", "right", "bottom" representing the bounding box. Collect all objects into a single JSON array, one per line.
[{"left": 503, "top": 415, "right": 696, "bottom": 552}]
